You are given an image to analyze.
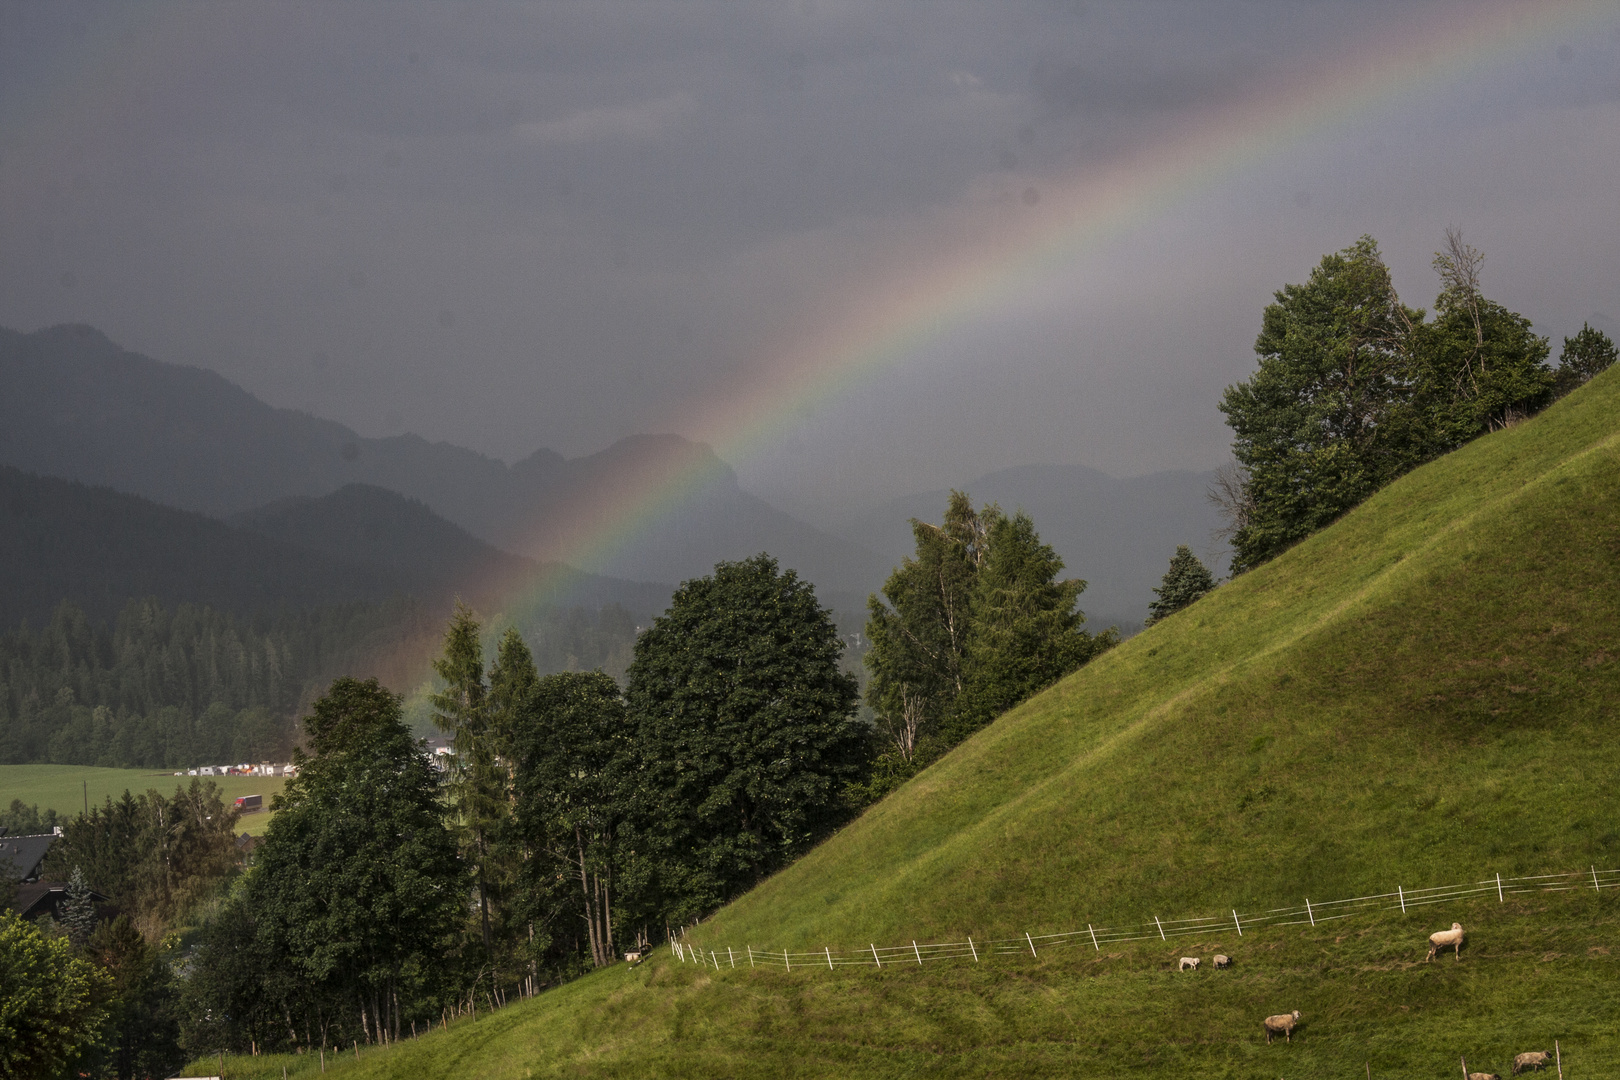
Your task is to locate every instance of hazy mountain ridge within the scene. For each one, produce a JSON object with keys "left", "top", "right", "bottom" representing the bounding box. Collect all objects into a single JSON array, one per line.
[
  {"left": 0, "top": 324, "right": 887, "bottom": 592},
  {"left": 836, "top": 463, "right": 1226, "bottom": 625},
  {"left": 0, "top": 467, "right": 670, "bottom": 631}
]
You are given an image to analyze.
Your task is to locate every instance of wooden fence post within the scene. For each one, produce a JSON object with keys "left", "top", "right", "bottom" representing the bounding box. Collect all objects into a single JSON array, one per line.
[
  {"left": 1088, "top": 923, "right": 1098, "bottom": 950},
  {"left": 913, "top": 940, "right": 923, "bottom": 965},
  {"left": 968, "top": 937, "right": 978, "bottom": 962},
  {"left": 1232, "top": 909, "right": 1242, "bottom": 937},
  {"left": 872, "top": 943, "right": 881, "bottom": 967},
  {"left": 1026, "top": 932, "right": 1037, "bottom": 958},
  {"left": 1155, "top": 916, "right": 1165, "bottom": 941},
  {"left": 1306, "top": 899, "right": 1314, "bottom": 926}
]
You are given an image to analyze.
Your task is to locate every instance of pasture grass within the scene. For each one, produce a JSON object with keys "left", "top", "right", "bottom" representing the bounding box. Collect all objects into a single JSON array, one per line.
[{"left": 0, "top": 763, "right": 284, "bottom": 835}]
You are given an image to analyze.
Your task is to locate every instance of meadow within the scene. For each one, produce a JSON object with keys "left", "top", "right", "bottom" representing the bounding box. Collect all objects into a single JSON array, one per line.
[{"left": 0, "top": 763, "right": 285, "bottom": 835}]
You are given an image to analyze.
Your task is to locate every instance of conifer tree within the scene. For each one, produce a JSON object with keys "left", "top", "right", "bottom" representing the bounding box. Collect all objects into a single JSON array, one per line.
[
  {"left": 1146, "top": 546, "right": 1216, "bottom": 625},
  {"left": 60, "top": 866, "right": 98, "bottom": 947},
  {"left": 431, "top": 604, "right": 504, "bottom": 954},
  {"left": 1553, "top": 322, "right": 1617, "bottom": 397},
  {"left": 949, "top": 511, "right": 1114, "bottom": 739}
]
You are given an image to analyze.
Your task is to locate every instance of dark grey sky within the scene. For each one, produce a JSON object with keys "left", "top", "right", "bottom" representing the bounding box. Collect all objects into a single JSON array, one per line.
[{"left": 3, "top": 2, "right": 1616, "bottom": 521}]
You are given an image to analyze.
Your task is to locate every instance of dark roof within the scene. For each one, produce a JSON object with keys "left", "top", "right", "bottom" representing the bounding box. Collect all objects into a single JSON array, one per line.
[
  {"left": 14, "top": 880, "right": 113, "bottom": 922},
  {"left": 0, "top": 834, "right": 56, "bottom": 882}
]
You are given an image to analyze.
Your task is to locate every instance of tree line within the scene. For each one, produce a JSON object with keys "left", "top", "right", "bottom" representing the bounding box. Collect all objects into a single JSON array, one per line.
[
  {"left": 0, "top": 597, "right": 643, "bottom": 769},
  {"left": 175, "top": 523, "right": 1110, "bottom": 1059},
  {"left": 1216, "top": 231, "right": 1616, "bottom": 573}
]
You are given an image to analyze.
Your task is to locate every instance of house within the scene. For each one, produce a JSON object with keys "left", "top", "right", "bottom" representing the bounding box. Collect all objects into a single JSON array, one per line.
[
  {"left": 0, "top": 831, "right": 58, "bottom": 884},
  {"left": 13, "top": 880, "right": 113, "bottom": 923}
]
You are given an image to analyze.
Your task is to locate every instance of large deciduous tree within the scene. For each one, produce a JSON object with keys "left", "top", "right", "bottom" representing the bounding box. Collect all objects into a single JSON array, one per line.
[
  {"left": 511, "top": 670, "right": 632, "bottom": 969},
  {"left": 0, "top": 908, "right": 111, "bottom": 1080},
  {"left": 626, "top": 555, "right": 863, "bottom": 920},
  {"left": 241, "top": 677, "right": 463, "bottom": 1050}
]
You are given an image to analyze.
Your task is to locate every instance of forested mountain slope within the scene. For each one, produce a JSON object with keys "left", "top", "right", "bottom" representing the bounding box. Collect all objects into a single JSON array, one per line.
[{"left": 310, "top": 366, "right": 1620, "bottom": 1078}]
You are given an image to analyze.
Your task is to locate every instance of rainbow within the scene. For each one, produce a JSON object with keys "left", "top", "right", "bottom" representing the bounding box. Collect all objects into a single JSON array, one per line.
[
  {"left": 3, "top": 3, "right": 1607, "bottom": 647},
  {"left": 491, "top": 0, "right": 1607, "bottom": 625}
]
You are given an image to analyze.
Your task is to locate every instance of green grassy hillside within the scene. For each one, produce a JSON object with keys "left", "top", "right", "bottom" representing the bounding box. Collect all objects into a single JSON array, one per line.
[
  {"left": 0, "top": 764, "right": 285, "bottom": 836},
  {"left": 184, "top": 369, "right": 1620, "bottom": 1078}
]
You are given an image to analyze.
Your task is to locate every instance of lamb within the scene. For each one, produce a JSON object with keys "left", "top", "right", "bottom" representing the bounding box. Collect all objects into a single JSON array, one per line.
[
  {"left": 1262, "top": 1010, "right": 1300, "bottom": 1044},
  {"left": 1512, "top": 1051, "right": 1553, "bottom": 1075},
  {"left": 624, "top": 951, "right": 644, "bottom": 965},
  {"left": 1212, "top": 954, "right": 1232, "bottom": 969},
  {"left": 1178, "top": 956, "right": 1200, "bottom": 971},
  {"left": 1467, "top": 1072, "right": 1500, "bottom": 1080},
  {"left": 1426, "top": 922, "right": 1465, "bottom": 962}
]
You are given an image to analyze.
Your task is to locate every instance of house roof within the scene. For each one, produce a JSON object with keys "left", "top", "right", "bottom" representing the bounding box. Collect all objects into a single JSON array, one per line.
[
  {"left": 0, "top": 834, "right": 57, "bottom": 883},
  {"left": 13, "top": 880, "right": 113, "bottom": 922}
]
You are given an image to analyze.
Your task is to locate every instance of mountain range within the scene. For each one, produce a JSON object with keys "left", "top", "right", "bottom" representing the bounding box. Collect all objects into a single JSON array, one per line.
[{"left": 1, "top": 323, "right": 1228, "bottom": 623}]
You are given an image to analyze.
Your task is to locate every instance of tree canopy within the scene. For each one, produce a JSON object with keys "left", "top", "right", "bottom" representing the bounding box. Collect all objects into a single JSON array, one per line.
[
  {"left": 626, "top": 554, "right": 864, "bottom": 919},
  {"left": 1147, "top": 546, "right": 1216, "bottom": 625}
]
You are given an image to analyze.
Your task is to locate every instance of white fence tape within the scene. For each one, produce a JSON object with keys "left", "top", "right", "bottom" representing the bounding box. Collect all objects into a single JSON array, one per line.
[{"left": 673, "top": 867, "right": 1620, "bottom": 971}]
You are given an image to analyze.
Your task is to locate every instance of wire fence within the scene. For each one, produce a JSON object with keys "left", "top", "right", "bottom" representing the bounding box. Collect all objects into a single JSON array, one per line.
[{"left": 670, "top": 866, "right": 1620, "bottom": 972}]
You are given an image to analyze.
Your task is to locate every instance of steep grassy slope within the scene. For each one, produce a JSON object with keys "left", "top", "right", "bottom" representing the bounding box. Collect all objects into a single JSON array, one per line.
[{"left": 185, "top": 369, "right": 1620, "bottom": 1078}]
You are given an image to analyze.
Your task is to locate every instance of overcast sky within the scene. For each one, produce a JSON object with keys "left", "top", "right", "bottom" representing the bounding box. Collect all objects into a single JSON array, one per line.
[{"left": 2, "top": 1, "right": 1616, "bottom": 521}]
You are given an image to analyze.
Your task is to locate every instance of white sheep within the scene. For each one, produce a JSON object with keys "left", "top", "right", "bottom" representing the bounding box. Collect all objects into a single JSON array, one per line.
[
  {"left": 1467, "top": 1072, "right": 1500, "bottom": 1080},
  {"left": 1178, "top": 956, "right": 1200, "bottom": 971},
  {"left": 1426, "top": 922, "right": 1465, "bottom": 962},
  {"left": 1512, "top": 1051, "right": 1552, "bottom": 1075},
  {"left": 1212, "top": 954, "right": 1231, "bottom": 969},
  {"left": 624, "top": 951, "right": 644, "bottom": 965},
  {"left": 1262, "top": 1010, "right": 1300, "bottom": 1044}
]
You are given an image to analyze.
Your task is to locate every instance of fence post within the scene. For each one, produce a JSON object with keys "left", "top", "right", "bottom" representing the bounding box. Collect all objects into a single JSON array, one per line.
[
  {"left": 913, "top": 940, "right": 923, "bottom": 965},
  {"left": 826, "top": 947, "right": 834, "bottom": 970},
  {"left": 1306, "top": 899, "right": 1314, "bottom": 927},
  {"left": 1026, "top": 932, "right": 1038, "bottom": 958},
  {"left": 968, "top": 937, "right": 978, "bottom": 962},
  {"left": 1398, "top": 886, "right": 1406, "bottom": 914},
  {"left": 729, "top": 947, "right": 735, "bottom": 968},
  {"left": 1088, "top": 923, "right": 1098, "bottom": 950},
  {"left": 1461, "top": 1056, "right": 1469, "bottom": 1080},
  {"left": 1232, "top": 909, "right": 1242, "bottom": 937},
  {"left": 711, "top": 950, "right": 718, "bottom": 970},
  {"left": 1555, "top": 1039, "right": 1562, "bottom": 1080},
  {"left": 785, "top": 950, "right": 790, "bottom": 972},
  {"left": 1155, "top": 916, "right": 1165, "bottom": 941},
  {"left": 748, "top": 946, "right": 755, "bottom": 968},
  {"left": 1497, "top": 873, "right": 1504, "bottom": 902},
  {"left": 872, "top": 943, "right": 881, "bottom": 967},
  {"left": 1593, "top": 866, "right": 1601, "bottom": 891}
]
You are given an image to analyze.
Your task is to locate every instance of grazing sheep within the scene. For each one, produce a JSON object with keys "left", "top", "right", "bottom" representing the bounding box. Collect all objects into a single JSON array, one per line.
[
  {"left": 1262, "top": 1010, "right": 1300, "bottom": 1044},
  {"left": 1467, "top": 1072, "right": 1500, "bottom": 1080},
  {"left": 1426, "top": 922, "right": 1465, "bottom": 962},
  {"left": 1212, "top": 954, "right": 1232, "bottom": 969},
  {"left": 1512, "top": 1051, "right": 1552, "bottom": 1075},
  {"left": 1178, "top": 956, "right": 1200, "bottom": 971},
  {"left": 624, "top": 951, "right": 644, "bottom": 965}
]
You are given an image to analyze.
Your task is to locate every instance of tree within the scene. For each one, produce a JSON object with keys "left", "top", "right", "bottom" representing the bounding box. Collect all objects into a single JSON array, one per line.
[
  {"left": 0, "top": 908, "right": 111, "bottom": 1080},
  {"left": 59, "top": 867, "right": 97, "bottom": 948},
  {"left": 626, "top": 555, "right": 863, "bottom": 920},
  {"left": 1147, "top": 546, "right": 1216, "bottom": 625},
  {"left": 1553, "top": 322, "right": 1617, "bottom": 398},
  {"left": 1411, "top": 227, "right": 1552, "bottom": 439},
  {"left": 863, "top": 492, "right": 988, "bottom": 765},
  {"left": 1219, "top": 236, "right": 1422, "bottom": 572},
  {"left": 431, "top": 605, "right": 505, "bottom": 955},
  {"left": 511, "top": 671, "right": 632, "bottom": 970},
  {"left": 243, "top": 677, "right": 463, "bottom": 1051},
  {"left": 950, "top": 511, "right": 1115, "bottom": 738},
  {"left": 88, "top": 915, "right": 183, "bottom": 1080}
]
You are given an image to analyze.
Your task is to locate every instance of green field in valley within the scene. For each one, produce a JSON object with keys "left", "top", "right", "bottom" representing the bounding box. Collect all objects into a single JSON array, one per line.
[
  {"left": 0, "top": 763, "right": 285, "bottom": 836},
  {"left": 184, "top": 367, "right": 1620, "bottom": 1078}
]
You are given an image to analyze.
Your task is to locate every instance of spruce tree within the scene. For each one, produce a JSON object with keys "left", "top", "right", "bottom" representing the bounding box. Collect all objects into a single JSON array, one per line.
[
  {"left": 60, "top": 866, "right": 98, "bottom": 947},
  {"left": 431, "top": 604, "right": 505, "bottom": 954},
  {"left": 1147, "top": 546, "right": 1216, "bottom": 625},
  {"left": 1553, "top": 322, "right": 1617, "bottom": 398}
]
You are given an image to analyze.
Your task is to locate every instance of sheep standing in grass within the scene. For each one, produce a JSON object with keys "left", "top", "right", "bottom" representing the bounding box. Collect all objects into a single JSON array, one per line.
[
  {"left": 1512, "top": 1051, "right": 1552, "bottom": 1075},
  {"left": 1213, "top": 954, "right": 1231, "bottom": 969},
  {"left": 624, "top": 951, "right": 644, "bottom": 965},
  {"left": 1467, "top": 1072, "right": 1500, "bottom": 1080},
  {"left": 1426, "top": 922, "right": 1465, "bottom": 961},
  {"left": 1262, "top": 1011, "right": 1300, "bottom": 1044},
  {"left": 1178, "top": 957, "right": 1200, "bottom": 971}
]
